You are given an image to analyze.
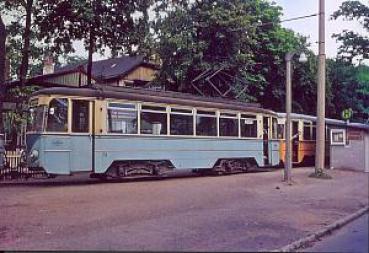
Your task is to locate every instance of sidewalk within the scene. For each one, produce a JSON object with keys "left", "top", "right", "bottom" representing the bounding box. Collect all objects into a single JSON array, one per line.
[{"left": 0, "top": 167, "right": 368, "bottom": 251}]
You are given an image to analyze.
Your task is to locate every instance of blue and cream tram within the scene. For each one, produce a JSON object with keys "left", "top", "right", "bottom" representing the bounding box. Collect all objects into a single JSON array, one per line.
[{"left": 26, "top": 86, "right": 281, "bottom": 178}]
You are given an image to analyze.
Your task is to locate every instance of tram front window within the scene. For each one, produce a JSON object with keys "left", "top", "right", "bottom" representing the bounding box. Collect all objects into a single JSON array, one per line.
[
  {"left": 28, "top": 106, "right": 46, "bottom": 132},
  {"left": 46, "top": 98, "right": 69, "bottom": 132}
]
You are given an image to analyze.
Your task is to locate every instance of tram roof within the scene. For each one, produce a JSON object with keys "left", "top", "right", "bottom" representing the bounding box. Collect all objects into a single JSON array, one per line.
[
  {"left": 31, "top": 85, "right": 277, "bottom": 115},
  {"left": 277, "top": 113, "right": 369, "bottom": 131}
]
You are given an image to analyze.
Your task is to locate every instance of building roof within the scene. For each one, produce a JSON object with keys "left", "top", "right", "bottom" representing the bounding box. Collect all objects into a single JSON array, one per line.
[
  {"left": 54, "top": 55, "right": 157, "bottom": 81},
  {"left": 5, "top": 55, "right": 159, "bottom": 90}
]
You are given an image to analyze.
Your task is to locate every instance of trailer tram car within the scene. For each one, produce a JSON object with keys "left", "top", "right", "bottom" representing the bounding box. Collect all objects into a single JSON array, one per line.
[
  {"left": 25, "top": 86, "right": 282, "bottom": 178},
  {"left": 277, "top": 113, "right": 351, "bottom": 166}
]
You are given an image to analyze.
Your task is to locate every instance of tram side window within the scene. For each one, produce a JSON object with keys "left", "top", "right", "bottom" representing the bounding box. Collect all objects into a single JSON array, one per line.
[
  {"left": 47, "top": 98, "right": 68, "bottom": 132},
  {"left": 196, "top": 110, "right": 217, "bottom": 136},
  {"left": 170, "top": 108, "right": 193, "bottom": 135},
  {"left": 140, "top": 105, "right": 167, "bottom": 135},
  {"left": 272, "top": 118, "right": 278, "bottom": 139},
  {"left": 303, "top": 122, "right": 312, "bottom": 140},
  {"left": 72, "top": 100, "right": 89, "bottom": 133},
  {"left": 277, "top": 124, "right": 285, "bottom": 139},
  {"left": 219, "top": 113, "right": 238, "bottom": 137},
  {"left": 240, "top": 114, "right": 257, "bottom": 138},
  {"left": 312, "top": 124, "right": 317, "bottom": 140},
  {"left": 107, "top": 102, "right": 138, "bottom": 134}
]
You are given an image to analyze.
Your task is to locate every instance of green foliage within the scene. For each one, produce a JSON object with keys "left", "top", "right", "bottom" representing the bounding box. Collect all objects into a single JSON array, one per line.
[
  {"left": 326, "top": 60, "right": 369, "bottom": 122},
  {"left": 1, "top": 0, "right": 45, "bottom": 79},
  {"left": 332, "top": 0, "right": 369, "bottom": 62},
  {"left": 153, "top": 0, "right": 309, "bottom": 108},
  {"left": 35, "top": 0, "right": 143, "bottom": 57}
]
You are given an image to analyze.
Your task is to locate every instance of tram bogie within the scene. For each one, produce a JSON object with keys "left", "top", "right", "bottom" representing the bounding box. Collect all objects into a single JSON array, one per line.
[{"left": 212, "top": 157, "right": 258, "bottom": 174}]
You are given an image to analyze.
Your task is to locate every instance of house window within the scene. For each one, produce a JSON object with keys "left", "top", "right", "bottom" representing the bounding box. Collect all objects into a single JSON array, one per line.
[{"left": 330, "top": 129, "right": 346, "bottom": 145}]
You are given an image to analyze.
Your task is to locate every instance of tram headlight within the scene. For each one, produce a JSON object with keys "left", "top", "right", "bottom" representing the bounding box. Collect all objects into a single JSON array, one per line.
[{"left": 30, "top": 149, "right": 39, "bottom": 160}]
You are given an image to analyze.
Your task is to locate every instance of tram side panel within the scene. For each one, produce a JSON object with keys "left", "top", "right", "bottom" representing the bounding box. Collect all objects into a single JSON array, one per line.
[
  {"left": 268, "top": 140, "right": 280, "bottom": 166},
  {"left": 94, "top": 135, "right": 266, "bottom": 173},
  {"left": 27, "top": 133, "right": 94, "bottom": 175}
]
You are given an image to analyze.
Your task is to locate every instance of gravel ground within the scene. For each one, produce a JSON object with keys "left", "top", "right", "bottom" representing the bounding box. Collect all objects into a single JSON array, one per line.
[{"left": 0, "top": 167, "right": 368, "bottom": 251}]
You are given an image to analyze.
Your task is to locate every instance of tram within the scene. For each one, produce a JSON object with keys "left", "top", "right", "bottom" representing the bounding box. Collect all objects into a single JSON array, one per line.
[
  {"left": 277, "top": 113, "right": 362, "bottom": 166},
  {"left": 25, "top": 86, "right": 282, "bottom": 178}
]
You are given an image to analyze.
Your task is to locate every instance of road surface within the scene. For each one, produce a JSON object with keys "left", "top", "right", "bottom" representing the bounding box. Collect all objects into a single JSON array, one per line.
[
  {"left": 303, "top": 213, "right": 368, "bottom": 253},
  {"left": 0, "top": 168, "right": 368, "bottom": 251}
]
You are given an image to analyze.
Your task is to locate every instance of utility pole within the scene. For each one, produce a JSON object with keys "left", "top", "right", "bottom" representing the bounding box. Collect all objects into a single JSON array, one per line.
[
  {"left": 285, "top": 51, "right": 307, "bottom": 184},
  {"left": 285, "top": 53, "right": 293, "bottom": 184},
  {"left": 315, "top": 0, "right": 326, "bottom": 174}
]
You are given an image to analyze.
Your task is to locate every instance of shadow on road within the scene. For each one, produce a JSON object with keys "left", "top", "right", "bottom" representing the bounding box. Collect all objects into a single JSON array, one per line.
[{"left": 0, "top": 167, "right": 279, "bottom": 188}]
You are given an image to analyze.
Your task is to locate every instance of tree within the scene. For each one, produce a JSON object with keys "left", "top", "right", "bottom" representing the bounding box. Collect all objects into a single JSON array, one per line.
[
  {"left": 332, "top": 0, "right": 369, "bottom": 63},
  {"left": 153, "top": 0, "right": 308, "bottom": 107},
  {"left": 0, "top": 15, "right": 6, "bottom": 137},
  {"left": 1, "top": 0, "right": 47, "bottom": 81},
  {"left": 0, "top": 14, "right": 5, "bottom": 167},
  {"left": 1, "top": 0, "right": 39, "bottom": 85},
  {"left": 35, "top": 0, "right": 143, "bottom": 86},
  {"left": 327, "top": 60, "right": 369, "bottom": 122}
]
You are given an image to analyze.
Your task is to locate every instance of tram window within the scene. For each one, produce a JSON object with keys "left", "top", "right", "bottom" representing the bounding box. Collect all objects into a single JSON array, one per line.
[
  {"left": 219, "top": 116, "right": 238, "bottom": 137},
  {"left": 303, "top": 122, "right": 312, "bottom": 140},
  {"left": 141, "top": 105, "right": 167, "bottom": 135},
  {"left": 272, "top": 118, "right": 278, "bottom": 139},
  {"left": 170, "top": 108, "right": 193, "bottom": 135},
  {"left": 312, "top": 125, "right": 317, "bottom": 139},
  {"left": 196, "top": 110, "right": 217, "bottom": 136},
  {"left": 72, "top": 100, "right": 89, "bottom": 133},
  {"left": 277, "top": 124, "right": 285, "bottom": 139},
  {"left": 107, "top": 103, "right": 138, "bottom": 134},
  {"left": 46, "top": 98, "right": 68, "bottom": 132},
  {"left": 240, "top": 115, "right": 257, "bottom": 138}
]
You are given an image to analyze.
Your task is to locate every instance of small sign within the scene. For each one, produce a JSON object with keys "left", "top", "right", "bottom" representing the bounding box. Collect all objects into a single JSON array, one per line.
[
  {"left": 244, "top": 118, "right": 255, "bottom": 125},
  {"left": 342, "top": 108, "right": 353, "bottom": 120}
]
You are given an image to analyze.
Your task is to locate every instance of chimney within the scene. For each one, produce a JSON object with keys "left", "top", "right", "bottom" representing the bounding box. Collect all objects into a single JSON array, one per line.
[
  {"left": 43, "top": 55, "right": 54, "bottom": 75},
  {"left": 4, "top": 57, "right": 10, "bottom": 81}
]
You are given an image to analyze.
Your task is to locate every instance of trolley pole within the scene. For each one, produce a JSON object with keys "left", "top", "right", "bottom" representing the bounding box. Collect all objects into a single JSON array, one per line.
[{"left": 315, "top": 0, "right": 326, "bottom": 174}]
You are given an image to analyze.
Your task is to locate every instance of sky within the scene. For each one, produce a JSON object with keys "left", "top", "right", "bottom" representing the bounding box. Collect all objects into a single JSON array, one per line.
[
  {"left": 75, "top": 0, "right": 368, "bottom": 62},
  {"left": 274, "top": 0, "right": 367, "bottom": 59},
  {"left": 3, "top": 0, "right": 368, "bottom": 62}
]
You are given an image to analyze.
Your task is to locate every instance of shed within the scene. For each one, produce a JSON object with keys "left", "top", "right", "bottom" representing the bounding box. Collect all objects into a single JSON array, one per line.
[{"left": 329, "top": 122, "right": 369, "bottom": 173}]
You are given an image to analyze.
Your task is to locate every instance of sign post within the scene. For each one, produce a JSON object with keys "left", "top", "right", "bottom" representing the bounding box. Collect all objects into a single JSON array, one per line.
[{"left": 342, "top": 108, "right": 353, "bottom": 123}]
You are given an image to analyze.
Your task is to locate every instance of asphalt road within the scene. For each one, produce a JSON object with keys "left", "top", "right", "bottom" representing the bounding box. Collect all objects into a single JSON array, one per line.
[
  {"left": 303, "top": 213, "right": 369, "bottom": 253},
  {"left": 0, "top": 168, "right": 368, "bottom": 251}
]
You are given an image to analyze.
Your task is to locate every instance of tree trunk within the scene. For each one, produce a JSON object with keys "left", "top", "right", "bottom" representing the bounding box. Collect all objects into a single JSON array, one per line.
[
  {"left": 19, "top": 0, "right": 33, "bottom": 86},
  {"left": 87, "top": 30, "right": 94, "bottom": 87},
  {"left": 0, "top": 15, "right": 6, "bottom": 135},
  {"left": 0, "top": 15, "right": 6, "bottom": 165}
]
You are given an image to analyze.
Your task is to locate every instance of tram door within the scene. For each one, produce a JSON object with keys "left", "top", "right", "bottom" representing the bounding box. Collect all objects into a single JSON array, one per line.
[
  {"left": 292, "top": 121, "right": 299, "bottom": 163},
  {"left": 263, "top": 117, "right": 270, "bottom": 166},
  {"left": 70, "top": 100, "right": 93, "bottom": 172}
]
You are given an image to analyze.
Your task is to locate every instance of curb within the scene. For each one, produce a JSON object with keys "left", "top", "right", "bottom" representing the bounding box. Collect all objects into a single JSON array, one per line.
[{"left": 272, "top": 205, "right": 369, "bottom": 252}]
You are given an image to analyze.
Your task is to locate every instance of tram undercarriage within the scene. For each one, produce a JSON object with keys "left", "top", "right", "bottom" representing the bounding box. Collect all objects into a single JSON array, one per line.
[{"left": 91, "top": 157, "right": 259, "bottom": 179}]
